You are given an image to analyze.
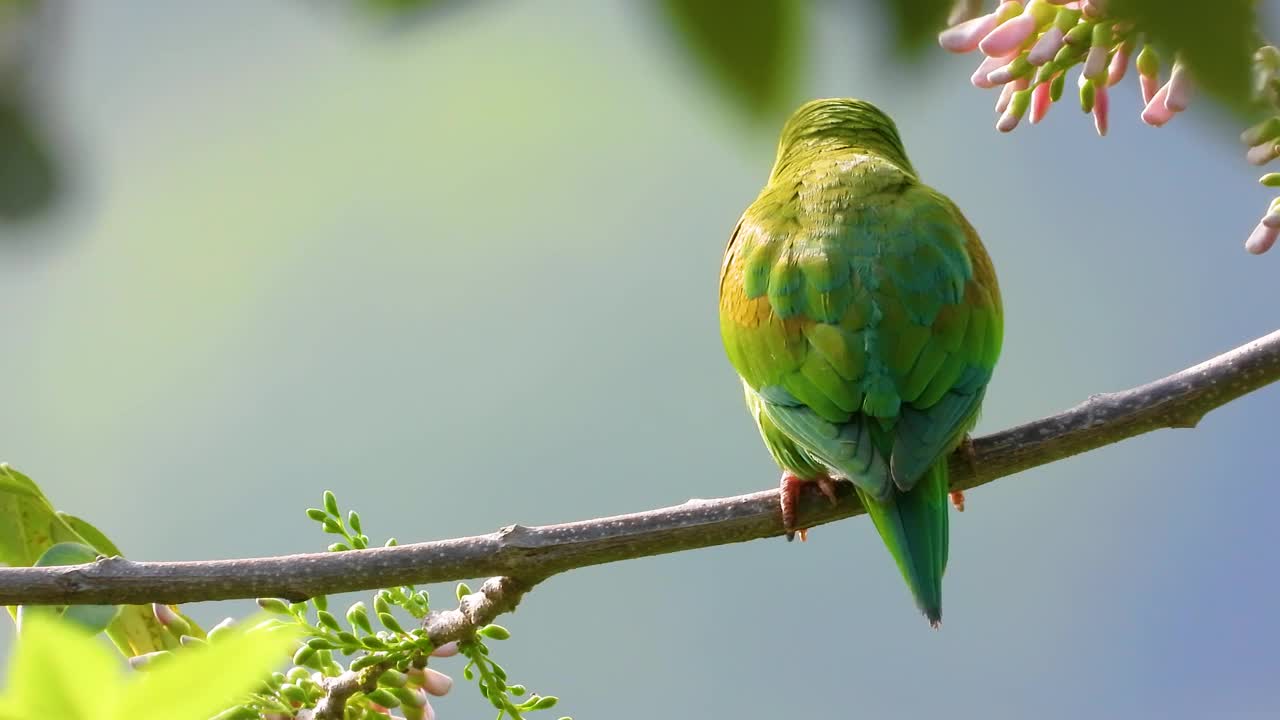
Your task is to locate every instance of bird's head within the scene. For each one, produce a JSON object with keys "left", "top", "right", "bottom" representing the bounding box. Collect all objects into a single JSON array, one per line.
[{"left": 773, "top": 98, "right": 915, "bottom": 176}]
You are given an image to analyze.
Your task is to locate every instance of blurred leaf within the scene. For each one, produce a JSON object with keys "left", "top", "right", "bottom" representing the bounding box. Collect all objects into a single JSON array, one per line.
[
  {"left": 0, "top": 96, "right": 58, "bottom": 222},
  {"left": 881, "top": 0, "right": 952, "bottom": 52},
  {"left": 1110, "top": 0, "right": 1258, "bottom": 111},
  {"left": 0, "top": 465, "right": 202, "bottom": 656},
  {"left": 0, "top": 614, "right": 298, "bottom": 720},
  {"left": 658, "top": 0, "right": 803, "bottom": 118},
  {"left": 0, "top": 614, "right": 121, "bottom": 720}
]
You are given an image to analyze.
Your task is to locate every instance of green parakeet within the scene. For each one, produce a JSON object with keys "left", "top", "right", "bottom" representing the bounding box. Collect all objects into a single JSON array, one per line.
[{"left": 719, "top": 98, "right": 1002, "bottom": 626}]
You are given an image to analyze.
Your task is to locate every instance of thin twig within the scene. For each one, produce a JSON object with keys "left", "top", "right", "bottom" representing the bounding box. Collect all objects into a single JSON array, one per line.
[
  {"left": 307, "top": 577, "right": 531, "bottom": 720},
  {"left": 1, "top": 328, "right": 1277, "bottom": 607}
]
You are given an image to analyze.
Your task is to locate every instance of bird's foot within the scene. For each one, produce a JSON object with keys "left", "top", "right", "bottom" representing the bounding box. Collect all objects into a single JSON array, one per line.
[
  {"left": 780, "top": 474, "right": 805, "bottom": 542},
  {"left": 780, "top": 474, "right": 840, "bottom": 542},
  {"left": 951, "top": 435, "right": 979, "bottom": 512}
]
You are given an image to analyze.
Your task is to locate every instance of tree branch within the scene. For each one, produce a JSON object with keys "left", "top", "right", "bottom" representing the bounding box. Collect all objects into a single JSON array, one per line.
[
  {"left": 1, "top": 328, "right": 1277, "bottom": 607},
  {"left": 306, "top": 576, "right": 531, "bottom": 720}
]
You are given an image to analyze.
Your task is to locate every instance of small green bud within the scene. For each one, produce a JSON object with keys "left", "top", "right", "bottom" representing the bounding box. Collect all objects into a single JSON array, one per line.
[
  {"left": 306, "top": 508, "right": 328, "bottom": 522},
  {"left": 456, "top": 583, "right": 472, "bottom": 601},
  {"left": 379, "top": 669, "right": 409, "bottom": 688},
  {"left": 1052, "top": 41, "right": 1084, "bottom": 66},
  {"left": 279, "top": 684, "right": 307, "bottom": 704},
  {"left": 256, "top": 598, "right": 292, "bottom": 615},
  {"left": 390, "top": 687, "right": 427, "bottom": 708},
  {"left": 478, "top": 624, "right": 511, "bottom": 641},
  {"left": 362, "top": 635, "right": 389, "bottom": 650},
  {"left": 321, "top": 519, "right": 343, "bottom": 535},
  {"left": 1063, "top": 21, "right": 1093, "bottom": 46},
  {"left": 1027, "top": 0, "right": 1055, "bottom": 26},
  {"left": 1090, "top": 21, "right": 1112, "bottom": 48},
  {"left": 531, "top": 696, "right": 560, "bottom": 711},
  {"left": 348, "top": 511, "right": 362, "bottom": 533},
  {"left": 1079, "top": 77, "right": 1095, "bottom": 112},
  {"left": 1050, "top": 71, "right": 1067, "bottom": 101},
  {"left": 414, "top": 590, "right": 430, "bottom": 607},
  {"left": 366, "top": 688, "right": 402, "bottom": 708},
  {"left": 1137, "top": 44, "right": 1159, "bottom": 77},
  {"left": 1052, "top": 6, "right": 1081, "bottom": 32},
  {"left": 286, "top": 666, "right": 310, "bottom": 683},
  {"left": 994, "top": 0, "right": 1023, "bottom": 24},
  {"left": 508, "top": 684, "right": 527, "bottom": 697},
  {"left": 374, "top": 594, "right": 391, "bottom": 615},
  {"left": 336, "top": 631, "right": 361, "bottom": 647},
  {"left": 491, "top": 662, "right": 507, "bottom": 681},
  {"left": 292, "top": 645, "right": 317, "bottom": 666},
  {"left": 267, "top": 672, "right": 287, "bottom": 689},
  {"left": 323, "top": 490, "right": 339, "bottom": 516},
  {"left": 351, "top": 652, "right": 388, "bottom": 671},
  {"left": 306, "top": 637, "right": 337, "bottom": 650},
  {"left": 1261, "top": 173, "right": 1280, "bottom": 187},
  {"left": 317, "top": 610, "right": 341, "bottom": 632},
  {"left": 378, "top": 612, "right": 405, "bottom": 634},
  {"left": 1009, "top": 88, "right": 1032, "bottom": 119},
  {"left": 385, "top": 537, "right": 398, "bottom": 547},
  {"left": 346, "top": 602, "right": 373, "bottom": 634},
  {"left": 463, "top": 665, "right": 475, "bottom": 681},
  {"left": 327, "top": 542, "right": 350, "bottom": 552},
  {"left": 352, "top": 535, "right": 368, "bottom": 549},
  {"left": 312, "top": 594, "right": 328, "bottom": 612}
]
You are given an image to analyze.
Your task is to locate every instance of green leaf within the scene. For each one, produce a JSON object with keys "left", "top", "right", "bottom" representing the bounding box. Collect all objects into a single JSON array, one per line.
[
  {"left": 0, "top": 465, "right": 197, "bottom": 655},
  {"left": 113, "top": 614, "right": 301, "bottom": 720},
  {"left": 323, "top": 490, "right": 340, "bottom": 517},
  {"left": 1110, "top": 0, "right": 1258, "bottom": 110},
  {"left": 882, "top": 0, "right": 953, "bottom": 52},
  {"left": 0, "top": 614, "right": 121, "bottom": 720},
  {"left": 657, "top": 0, "right": 802, "bottom": 118}
]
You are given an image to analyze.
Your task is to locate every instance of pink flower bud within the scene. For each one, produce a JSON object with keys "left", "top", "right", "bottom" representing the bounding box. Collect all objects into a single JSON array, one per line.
[
  {"left": 1164, "top": 62, "right": 1192, "bottom": 112},
  {"left": 1247, "top": 142, "right": 1280, "bottom": 166},
  {"left": 972, "top": 53, "right": 1016, "bottom": 88},
  {"left": 1030, "top": 80, "right": 1053, "bottom": 124},
  {"left": 1246, "top": 220, "right": 1280, "bottom": 254},
  {"left": 979, "top": 11, "right": 1038, "bottom": 57},
  {"left": 1027, "top": 26, "right": 1065, "bottom": 65},
  {"left": 1083, "top": 45, "right": 1109, "bottom": 80},
  {"left": 1140, "top": 73, "right": 1160, "bottom": 105},
  {"left": 1108, "top": 44, "right": 1131, "bottom": 86},
  {"left": 940, "top": 12, "right": 1000, "bottom": 53},
  {"left": 1141, "top": 83, "right": 1176, "bottom": 127},
  {"left": 1092, "top": 83, "right": 1109, "bottom": 136}
]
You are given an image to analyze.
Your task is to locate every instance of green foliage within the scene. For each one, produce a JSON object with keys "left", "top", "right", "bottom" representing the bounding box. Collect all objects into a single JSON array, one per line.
[
  {"left": 1110, "top": 0, "right": 1259, "bottom": 111},
  {"left": 0, "top": 613, "right": 297, "bottom": 720},
  {"left": 0, "top": 465, "right": 200, "bottom": 657},
  {"left": 222, "top": 491, "right": 570, "bottom": 719},
  {"left": 657, "top": 0, "right": 803, "bottom": 118}
]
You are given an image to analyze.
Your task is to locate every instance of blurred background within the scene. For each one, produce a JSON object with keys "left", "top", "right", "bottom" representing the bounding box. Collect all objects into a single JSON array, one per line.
[{"left": 1, "top": 1, "right": 1278, "bottom": 718}]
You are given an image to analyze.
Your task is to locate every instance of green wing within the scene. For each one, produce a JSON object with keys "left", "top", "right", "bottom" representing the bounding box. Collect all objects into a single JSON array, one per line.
[{"left": 720, "top": 183, "right": 1002, "bottom": 494}]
